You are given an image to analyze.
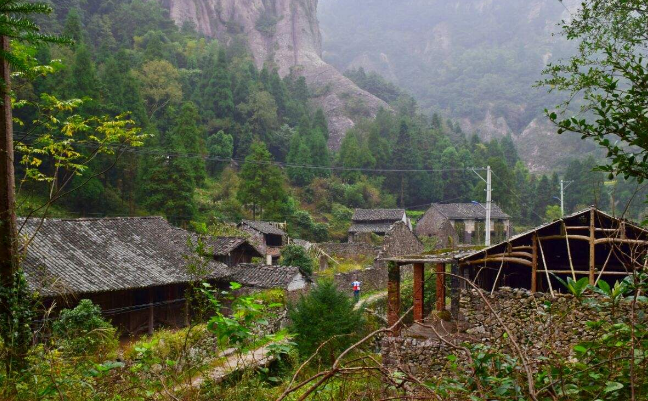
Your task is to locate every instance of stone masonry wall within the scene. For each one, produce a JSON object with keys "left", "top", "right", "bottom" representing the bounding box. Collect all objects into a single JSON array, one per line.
[{"left": 382, "top": 287, "right": 648, "bottom": 380}]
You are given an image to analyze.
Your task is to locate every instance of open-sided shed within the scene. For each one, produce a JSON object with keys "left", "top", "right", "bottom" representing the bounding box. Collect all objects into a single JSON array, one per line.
[{"left": 458, "top": 207, "right": 648, "bottom": 294}]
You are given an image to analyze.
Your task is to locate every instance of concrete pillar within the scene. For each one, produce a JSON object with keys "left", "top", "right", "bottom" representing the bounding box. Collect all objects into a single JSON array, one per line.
[
  {"left": 387, "top": 262, "right": 401, "bottom": 336},
  {"left": 413, "top": 263, "right": 425, "bottom": 322},
  {"left": 436, "top": 263, "right": 446, "bottom": 312},
  {"left": 266, "top": 254, "right": 273, "bottom": 265}
]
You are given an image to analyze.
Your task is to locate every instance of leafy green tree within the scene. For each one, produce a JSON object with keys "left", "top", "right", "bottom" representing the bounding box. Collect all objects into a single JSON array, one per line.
[
  {"left": 337, "top": 129, "right": 375, "bottom": 182},
  {"left": 206, "top": 130, "right": 233, "bottom": 176},
  {"left": 289, "top": 280, "right": 364, "bottom": 362},
  {"left": 71, "top": 45, "right": 98, "bottom": 98},
  {"left": 545, "top": 205, "right": 562, "bottom": 221},
  {"left": 280, "top": 244, "right": 315, "bottom": 276},
  {"left": 237, "top": 141, "right": 286, "bottom": 220},
  {"left": 287, "top": 134, "right": 315, "bottom": 185},
  {"left": 542, "top": 0, "right": 648, "bottom": 182}
]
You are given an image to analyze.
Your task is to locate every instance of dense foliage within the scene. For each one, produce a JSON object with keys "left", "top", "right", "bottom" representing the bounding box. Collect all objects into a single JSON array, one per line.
[{"left": 289, "top": 281, "right": 364, "bottom": 362}]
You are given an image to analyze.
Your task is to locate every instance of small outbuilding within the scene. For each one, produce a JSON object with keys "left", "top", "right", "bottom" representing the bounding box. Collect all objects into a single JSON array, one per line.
[
  {"left": 210, "top": 237, "right": 263, "bottom": 267},
  {"left": 415, "top": 203, "right": 510, "bottom": 245},
  {"left": 459, "top": 207, "right": 648, "bottom": 294},
  {"left": 239, "top": 220, "right": 287, "bottom": 265},
  {"left": 349, "top": 209, "right": 411, "bottom": 243}
]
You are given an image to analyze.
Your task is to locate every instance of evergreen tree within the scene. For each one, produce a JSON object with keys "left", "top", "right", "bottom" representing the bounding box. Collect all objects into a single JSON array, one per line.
[
  {"left": 206, "top": 130, "right": 234, "bottom": 176},
  {"left": 237, "top": 142, "right": 286, "bottom": 219},
  {"left": 171, "top": 102, "right": 206, "bottom": 186},
  {"left": 71, "top": 45, "right": 98, "bottom": 98},
  {"left": 337, "top": 130, "right": 375, "bottom": 183},
  {"left": 205, "top": 48, "right": 234, "bottom": 120},
  {"left": 63, "top": 8, "right": 84, "bottom": 45}
]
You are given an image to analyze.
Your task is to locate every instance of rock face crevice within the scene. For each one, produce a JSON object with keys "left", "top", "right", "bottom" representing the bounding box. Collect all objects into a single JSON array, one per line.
[{"left": 161, "top": 0, "right": 389, "bottom": 149}]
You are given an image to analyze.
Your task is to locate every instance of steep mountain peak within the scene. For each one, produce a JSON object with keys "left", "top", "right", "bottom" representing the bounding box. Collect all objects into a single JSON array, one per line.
[{"left": 160, "top": 0, "right": 389, "bottom": 149}]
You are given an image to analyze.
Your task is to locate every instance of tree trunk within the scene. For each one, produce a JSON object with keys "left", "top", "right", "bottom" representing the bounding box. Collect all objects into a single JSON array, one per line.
[{"left": 0, "top": 34, "right": 17, "bottom": 289}]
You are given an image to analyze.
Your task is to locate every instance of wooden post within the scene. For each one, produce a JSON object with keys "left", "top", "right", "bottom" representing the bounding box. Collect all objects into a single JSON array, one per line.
[
  {"left": 450, "top": 263, "right": 460, "bottom": 319},
  {"left": 589, "top": 209, "right": 595, "bottom": 285},
  {"left": 531, "top": 233, "right": 538, "bottom": 292},
  {"left": 387, "top": 262, "right": 401, "bottom": 336},
  {"left": 413, "top": 263, "right": 425, "bottom": 322},
  {"left": 436, "top": 263, "right": 446, "bottom": 312}
]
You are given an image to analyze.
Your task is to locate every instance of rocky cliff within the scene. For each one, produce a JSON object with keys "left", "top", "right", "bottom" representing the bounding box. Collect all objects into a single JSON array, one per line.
[
  {"left": 319, "top": 0, "right": 588, "bottom": 172},
  {"left": 159, "top": 0, "right": 388, "bottom": 149}
]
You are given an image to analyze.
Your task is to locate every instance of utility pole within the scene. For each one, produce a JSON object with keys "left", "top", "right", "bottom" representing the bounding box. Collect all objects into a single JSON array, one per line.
[
  {"left": 0, "top": 34, "right": 17, "bottom": 289},
  {"left": 485, "top": 165, "right": 492, "bottom": 247},
  {"left": 560, "top": 179, "right": 573, "bottom": 217}
]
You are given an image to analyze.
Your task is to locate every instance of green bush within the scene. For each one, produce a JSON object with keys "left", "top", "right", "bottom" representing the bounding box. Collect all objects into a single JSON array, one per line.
[
  {"left": 288, "top": 281, "right": 365, "bottom": 363},
  {"left": 280, "top": 244, "right": 315, "bottom": 276},
  {"left": 52, "top": 299, "right": 117, "bottom": 357}
]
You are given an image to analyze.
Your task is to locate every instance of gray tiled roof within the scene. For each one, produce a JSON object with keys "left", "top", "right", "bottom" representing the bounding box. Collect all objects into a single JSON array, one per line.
[
  {"left": 431, "top": 203, "right": 509, "bottom": 220},
  {"left": 352, "top": 209, "right": 405, "bottom": 222},
  {"left": 227, "top": 264, "right": 304, "bottom": 289},
  {"left": 240, "top": 220, "right": 287, "bottom": 236},
  {"left": 349, "top": 222, "right": 394, "bottom": 234},
  {"left": 210, "top": 237, "right": 262, "bottom": 257},
  {"left": 21, "top": 217, "right": 229, "bottom": 297}
]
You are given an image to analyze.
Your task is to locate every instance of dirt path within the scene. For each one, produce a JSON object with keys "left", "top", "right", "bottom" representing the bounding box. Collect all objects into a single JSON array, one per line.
[
  {"left": 354, "top": 291, "right": 387, "bottom": 311},
  {"left": 190, "top": 343, "right": 279, "bottom": 388}
]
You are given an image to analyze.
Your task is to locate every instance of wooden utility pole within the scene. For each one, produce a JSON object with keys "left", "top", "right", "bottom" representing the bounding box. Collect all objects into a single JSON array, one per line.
[{"left": 0, "top": 34, "right": 17, "bottom": 290}]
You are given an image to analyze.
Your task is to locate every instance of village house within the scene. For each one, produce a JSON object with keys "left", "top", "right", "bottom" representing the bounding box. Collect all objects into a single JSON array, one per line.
[
  {"left": 348, "top": 208, "right": 412, "bottom": 243},
  {"left": 238, "top": 220, "right": 287, "bottom": 265},
  {"left": 210, "top": 237, "right": 263, "bottom": 267},
  {"left": 415, "top": 203, "right": 511, "bottom": 245},
  {"left": 21, "top": 217, "right": 307, "bottom": 335}
]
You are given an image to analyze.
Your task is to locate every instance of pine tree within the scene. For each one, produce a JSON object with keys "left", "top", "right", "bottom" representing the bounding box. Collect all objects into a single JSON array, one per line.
[
  {"left": 206, "top": 130, "right": 233, "bottom": 176},
  {"left": 204, "top": 48, "right": 234, "bottom": 120},
  {"left": 237, "top": 142, "right": 286, "bottom": 219},
  {"left": 172, "top": 102, "right": 206, "bottom": 186}
]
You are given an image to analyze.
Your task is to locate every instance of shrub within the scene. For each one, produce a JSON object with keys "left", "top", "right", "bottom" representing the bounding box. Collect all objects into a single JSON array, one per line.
[
  {"left": 280, "top": 244, "right": 315, "bottom": 276},
  {"left": 288, "top": 281, "right": 365, "bottom": 363},
  {"left": 52, "top": 299, "right": 117, "bottom": 357}
]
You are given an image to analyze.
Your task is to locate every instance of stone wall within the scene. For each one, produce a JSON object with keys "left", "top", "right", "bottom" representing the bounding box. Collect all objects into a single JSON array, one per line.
[
  {"left": 318, "top": 242, "right": 379, "bottom": 260},
  {"left": 382, "top": 286, "right": 647, "bottom": 380}
]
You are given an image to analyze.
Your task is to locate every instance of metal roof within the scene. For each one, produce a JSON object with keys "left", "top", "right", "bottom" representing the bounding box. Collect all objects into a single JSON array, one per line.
[{"left": 352, "top": 209, "right": 406, "bottom": 222}]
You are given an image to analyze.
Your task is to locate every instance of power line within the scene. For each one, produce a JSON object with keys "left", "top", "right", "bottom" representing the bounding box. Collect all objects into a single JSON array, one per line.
[{"left": 13, "top": 133, "right": 487, "bottom": 174}]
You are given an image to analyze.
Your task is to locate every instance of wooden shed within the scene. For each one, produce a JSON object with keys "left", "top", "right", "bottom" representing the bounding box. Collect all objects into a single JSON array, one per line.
[{"left": 458, "top": 207, "right": 648, "bottom": 294}]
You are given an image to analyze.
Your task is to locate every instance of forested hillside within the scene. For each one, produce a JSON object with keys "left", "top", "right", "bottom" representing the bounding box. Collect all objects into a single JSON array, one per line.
[
  {"left": 14, "top": 0, "right": 644, "bottom": 238},
  {"left": 318, "top": 0, "right": 600, "bottom": 172}
]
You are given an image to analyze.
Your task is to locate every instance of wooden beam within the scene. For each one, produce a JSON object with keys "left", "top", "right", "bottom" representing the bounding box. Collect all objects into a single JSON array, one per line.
[
  {"left": 538, "top": 270, "right": 631, "bottom": 276},
  {"left": 413, "top": 263, "right": 424, "bottom": 323},
  {"left": 436, "top": 263, "right": 445, "bottom": 312},
  {"left": 538, "top": 234, "right": 591, "bottom": 242},
  {"left": 461, "top": 257, "right": 533, "bottom": 267},
  {"left": 531, "top": 233, "right": 538, "bottom": 292},
  {"left": 482, "top": 251, "right": 533, "bottom": 259},
  {"left": 595, "top": 238, "right": 648, "bottom": 246},
  {"left": 589, "top": 209, "right": 595, "bottom": 285},
  {"left": 512, "top": 245, "right": 532, "bottom": 251},
  {"left": 387, "top": 263, "right": 401, "bottom": 337}
]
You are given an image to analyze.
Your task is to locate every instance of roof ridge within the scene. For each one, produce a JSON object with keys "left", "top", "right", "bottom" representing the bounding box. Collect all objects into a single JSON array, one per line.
[{"left": 18, "top": 216, "right": 166, "bottom": 222}]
